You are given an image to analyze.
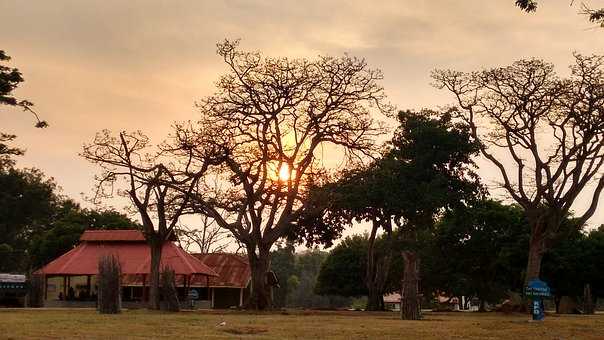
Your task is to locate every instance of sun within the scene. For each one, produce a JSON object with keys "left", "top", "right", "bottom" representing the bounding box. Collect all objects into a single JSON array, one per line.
[{"left": 278, "top": 163, "right": 290, "bottom": 181}]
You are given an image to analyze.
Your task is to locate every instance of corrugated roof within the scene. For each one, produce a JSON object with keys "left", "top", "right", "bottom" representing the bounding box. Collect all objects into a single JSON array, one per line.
[
  {"left": 191, "top": 253, "right": 251, "bottom": 288},
  {"left": 79, "top": 230, "right": 178, "bottom": 242},
  {"left": 80, "top": 230, "right": 145, "bottom": 242},
  {"left": 36, "top": 232, "right": 218, "bottom": 277}
]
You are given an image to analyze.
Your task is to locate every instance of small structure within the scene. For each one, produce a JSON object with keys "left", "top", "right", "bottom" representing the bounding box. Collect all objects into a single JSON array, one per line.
[
  {"left": 192, "top": 253, "right": 251, "bottom": 308},
  {"left": 35, "top": 230, "right": 218, "bottom": 308},
  {"left": 384, "top": 293, "right": 401, "bottom": 311},
  {"left": 0, "top": 274, "right": 27, "bottom": 307}
]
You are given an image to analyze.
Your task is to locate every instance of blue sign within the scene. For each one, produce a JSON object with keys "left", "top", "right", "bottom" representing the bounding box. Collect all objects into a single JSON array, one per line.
[
  {"left": 525, "top": 279, "right": 550, "bottom": 321},
  {"left": 524, "top": 279, "right": 551, "bottom": 298},
  {"left": 188, "top": 289, "right": 199, "bottom": 300}
]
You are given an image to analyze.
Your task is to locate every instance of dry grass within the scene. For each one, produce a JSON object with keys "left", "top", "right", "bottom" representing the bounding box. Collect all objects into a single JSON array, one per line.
[{"left": 0, "top": 309, "right": 602, "bottom": 339}]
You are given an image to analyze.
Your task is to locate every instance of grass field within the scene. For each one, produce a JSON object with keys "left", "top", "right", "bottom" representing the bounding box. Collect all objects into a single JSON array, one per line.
[{"left": 0, "top": 309, "right": 603, "bottom": 339}]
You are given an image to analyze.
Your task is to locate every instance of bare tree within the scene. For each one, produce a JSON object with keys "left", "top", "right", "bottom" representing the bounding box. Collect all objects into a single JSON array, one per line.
[
  {"left": 176, "top": 215, "right": 232, "bottom": 254},
  {"left": 82, "top": 130, "right": 224, "bottom": 309},
  {"left": 433, "top": 54, "right": 604, "bottom": 284},
  {"left": 175, "top": 40, "right": 390, "bottom": 309}
]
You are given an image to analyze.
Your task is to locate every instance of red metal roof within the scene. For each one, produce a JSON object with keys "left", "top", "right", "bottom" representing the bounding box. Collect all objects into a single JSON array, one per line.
[
  {"left": 79, "top": 229, "right": 177, "bottom": 242},
  {"left": 80, "top": 230, "right": 146, "bottom": 242},
  {"left": 191, "top": 253, "right": 251, "bottom": 288},
  {"left": 36, "top": 231, "right": 217, "bottom": 277}
]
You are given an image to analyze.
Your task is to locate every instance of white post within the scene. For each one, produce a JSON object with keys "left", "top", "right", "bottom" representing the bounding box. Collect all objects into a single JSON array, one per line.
[
  {"left": 239, "top": 287, "right": 244, "bottom": 307},
  {"left": 211, "top": 288, "right": 215, "bottom": 309}
]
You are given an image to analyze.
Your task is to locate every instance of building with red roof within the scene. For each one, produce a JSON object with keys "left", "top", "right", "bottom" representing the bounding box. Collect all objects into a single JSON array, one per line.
[
  {"left": 35, "top": 230, "right": 250, "bottom": 309},
  {"left": 192, "top": 253, "right": 251, "bottom": 308}
]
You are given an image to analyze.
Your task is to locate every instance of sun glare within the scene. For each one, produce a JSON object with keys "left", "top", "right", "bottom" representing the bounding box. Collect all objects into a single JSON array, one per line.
[{"left": 278, "top": 163, "right": 290, "bottom": 181}]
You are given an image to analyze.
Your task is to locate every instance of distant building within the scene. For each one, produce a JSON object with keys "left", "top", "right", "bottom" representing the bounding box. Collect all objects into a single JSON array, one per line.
[
  {"left": 384, "top": 293, "right": 401, "bottom": 311},
  {"left": 35, "top": 230, "right": 250, "bottom": 309}
]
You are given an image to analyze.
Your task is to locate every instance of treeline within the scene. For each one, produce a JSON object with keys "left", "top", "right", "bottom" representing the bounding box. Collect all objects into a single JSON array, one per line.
[
  {"left": 0, "top": 165, "right": 139, "bottom": 273},
  {"left": 312, "top": 200, "right": 604, "bottom": 312}
]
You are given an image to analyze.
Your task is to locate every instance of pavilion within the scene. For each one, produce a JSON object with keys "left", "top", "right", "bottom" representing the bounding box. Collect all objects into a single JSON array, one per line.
[{"left": 35, "top": 230, "right": 219, "bottom": 308}]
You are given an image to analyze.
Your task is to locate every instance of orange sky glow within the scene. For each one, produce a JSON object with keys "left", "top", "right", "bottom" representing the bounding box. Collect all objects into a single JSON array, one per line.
[{"left": 2, "top": 0, "right": 604, "bottom": 240}]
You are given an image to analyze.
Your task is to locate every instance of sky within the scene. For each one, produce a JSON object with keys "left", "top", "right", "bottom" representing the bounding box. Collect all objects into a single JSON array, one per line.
[{"left": 2, "top": 0, "right": 604, "bottom": 240}]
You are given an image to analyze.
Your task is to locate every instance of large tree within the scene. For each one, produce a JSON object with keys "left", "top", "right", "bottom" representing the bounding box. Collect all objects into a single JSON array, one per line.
[
  {"left": 293, "top": 159, "right": 399, "bottom": 311},
  {"left": 386, "top": 110, "right": 482, "bottom": 319},
  {"left": 0, "top": 167, "right": 58, "bottom": 272},
  {"left": 82, "top": 130, "right": 225, "bottom": 309},
  {"left": 433, "top": 54, "right": 604, "bottom": 287},
  {"left": 426, "top": 200, "right": 529, "bottom": 310},
  {"left": 177, "top": 40, "right": 389, "bottom": 309}
]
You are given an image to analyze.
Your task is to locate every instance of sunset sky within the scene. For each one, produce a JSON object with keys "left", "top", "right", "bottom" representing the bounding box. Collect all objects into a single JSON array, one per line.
[{"left": 2, "top": 0, "right": 604, "bottom": 232}]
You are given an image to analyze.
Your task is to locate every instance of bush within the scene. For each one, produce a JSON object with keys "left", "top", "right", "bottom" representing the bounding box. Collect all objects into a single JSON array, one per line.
[
  {"left": 161, "top": 266, "right": 179, "bottom": 312},
  {"left": 97, "top": 255, "right": 121, "bottom": 314},
  {"left": 27, "top": 274, "right": 44, "bottom": 307}
]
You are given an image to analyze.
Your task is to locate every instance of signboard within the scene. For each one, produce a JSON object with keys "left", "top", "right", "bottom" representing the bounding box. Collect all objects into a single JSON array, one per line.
[
  {"left": 524, "top": 279, "right": 550, "bottom": 321},
  {"left": 524, "top": 279, "right": 551, "bottom": 298},
  {"left": 188, "top": 289, "right": 200, "bottom": 300}
]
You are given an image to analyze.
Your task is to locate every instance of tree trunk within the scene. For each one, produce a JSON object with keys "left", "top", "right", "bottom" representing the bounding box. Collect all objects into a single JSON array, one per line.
[
  {"left": 148, "top": 241, "right": 162, "bottom": 310},
  {"left": 401, "top": 250, "right": 421, "bottom": 320},
  {"left": 247, "top": 246, "right": 272, "bottom": 310},
  {"left": 365, "top": 221, "right": 382, "bottom": 311},
  {"left": 525, "top": 230, "right": 545, "bottom": 285}
]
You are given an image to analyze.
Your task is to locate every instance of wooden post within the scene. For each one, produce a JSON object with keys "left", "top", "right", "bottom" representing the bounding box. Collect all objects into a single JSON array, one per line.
[
  {"left": 206, "top": 275, "right": 210, "bottom": 300},
  {"left": 142, "top": 274, "right": 147, "bottom": 302},
  {"left": 44, "top": 276, "right": 48, "bottom": 300},
  {"left": 62, "top": 276, "right": 67, "bottom": 299},
  {"left": 211, "top": 287, "right": 215, "bottom": 309},
  {"left": 239, "top": 287, "right": 243, "bottom": 307},
  {"left": 86, "top": 275, "right": 91, "bottom": 299}
]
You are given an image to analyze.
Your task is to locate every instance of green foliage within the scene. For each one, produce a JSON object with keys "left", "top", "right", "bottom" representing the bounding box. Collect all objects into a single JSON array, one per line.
[
  {"left": 542, "top": 227, "right": 604, "bottom": 300},
  {"left": 0, "top": 165, "right": 138, "bottom": 272},
  {"left": 315, "top": 233, "right": 404, "bottom": 297},
  {"left": 0, "top": 50, "right": 46, "bottom": 128},
  {"left": 28, "top": 202, "right": 140, "bottom": 269},
  {"left": 315, "top": 235, "right": 367, "bottom": 297},
  {"left": 270, "top": 242, "right": 297, "bottom": 308},
  {"left": 424, "top": 200, "right": 529, "bottom": 303}
]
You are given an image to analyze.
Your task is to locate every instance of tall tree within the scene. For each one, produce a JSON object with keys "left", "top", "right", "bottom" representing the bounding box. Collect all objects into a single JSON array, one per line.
[
  {"left": 82, "top": 130, "right": 224, "bottom": 309},
  {"left": 177, "top": 40, "right": 389, "bottom": 309},
  {"left": 293, "top": 160, "right": 399, "bottom": 311},
  {"left": 433, "top": 54, "right": 604, "bottom": 286},
  {"left": 386, "top": 110, "right": 482, "bottom": 320}
]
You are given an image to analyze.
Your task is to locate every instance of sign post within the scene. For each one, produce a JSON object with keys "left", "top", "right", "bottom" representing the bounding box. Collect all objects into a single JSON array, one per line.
[{"left": 524, "top": 279, "right": 551, "bottom": 321}]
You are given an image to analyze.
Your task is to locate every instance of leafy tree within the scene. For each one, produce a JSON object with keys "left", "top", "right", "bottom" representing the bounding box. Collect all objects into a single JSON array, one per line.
[
  {"left": 172, "top": 40, "right": 389, "bottom": 310},
  {"left": 541, "top": 226, "right": 604, "bottom": 312},
  {"left": 315, "top": 234, "right": 403, "bottom": 301},
  {"left": 0, "top": 167, "right": 58, "bottom": 272},
  {"left": 28, "top": 201, "right": 139, "bottom": 269},
  {"left": 0, "top": 165, "right": 139, "bottom": 273},
  {"left": 270, "top": 241, "right": 297, "bottom": 308},
  {"left": 385, "top": 110, "right": 482, "bottom": 319},
  {"left": 425, "top": 200, "right": 529, "bottom": 310},
  {"left": 434, "top": 55, "right": 604, "bottom": 287},
  {"left": 294, "top": 160, "right": 399, "bottom": 311}
]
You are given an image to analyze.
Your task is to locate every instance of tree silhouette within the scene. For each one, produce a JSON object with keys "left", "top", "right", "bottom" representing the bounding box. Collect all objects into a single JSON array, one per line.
[
  {"left": 433, "top": 54, "right": 604, "bottom": 287},
  {"left": 175, "top": 40, "right": 389, "bottom": 310}
]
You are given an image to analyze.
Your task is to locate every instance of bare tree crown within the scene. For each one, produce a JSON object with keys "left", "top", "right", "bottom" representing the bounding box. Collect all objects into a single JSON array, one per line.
[
  {"left": 433, "top": 54, "right": 604, "bottom": 227},
  {"left": 183, "top": 40, "right": 390, "bottom": 248}
]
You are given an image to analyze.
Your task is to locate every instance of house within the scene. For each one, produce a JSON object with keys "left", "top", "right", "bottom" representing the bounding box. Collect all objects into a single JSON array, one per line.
[{"left": 34, "top": 230, "right": 250, "bottom": 309}]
